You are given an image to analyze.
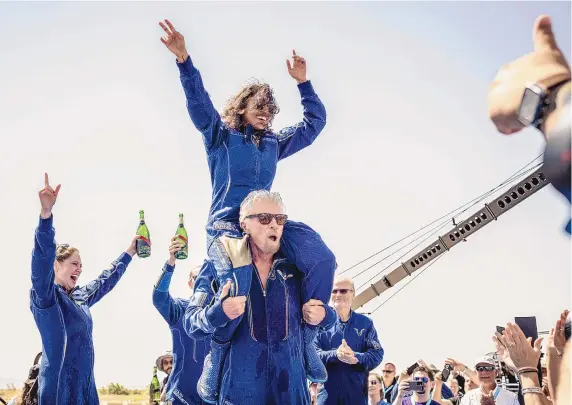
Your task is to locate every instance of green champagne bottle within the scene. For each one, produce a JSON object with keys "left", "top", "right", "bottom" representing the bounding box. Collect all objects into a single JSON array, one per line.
[
  {"left": 136, "top": 210, "right": 151, "bottom": 258},
  {"left": 151, "top": 365, "right": 161, "bottom": 403},
  {"left": 174, "top": 213, "right": 188, "bottom": 260}
]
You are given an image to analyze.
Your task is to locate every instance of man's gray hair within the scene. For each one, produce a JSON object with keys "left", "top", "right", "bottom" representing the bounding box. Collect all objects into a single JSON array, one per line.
[
  {"left": 333, "top": 276, "right": 355, "bottom": 292},
  {"left": 239, "top": 190, "right": 286, "bottom": 222}
]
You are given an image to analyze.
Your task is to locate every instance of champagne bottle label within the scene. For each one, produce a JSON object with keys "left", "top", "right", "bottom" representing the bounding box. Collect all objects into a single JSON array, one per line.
[
  {"left": 136, "top": 210, "right": 151, "bottom": 258},
  {"left": 136, "top": 237, "right": 151, "bottom": 258},
  {"left": 174, "top": 213, "right": 188, "bottom": 260}
]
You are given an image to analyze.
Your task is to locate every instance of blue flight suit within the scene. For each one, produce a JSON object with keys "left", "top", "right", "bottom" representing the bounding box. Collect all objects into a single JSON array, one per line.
[
  {"left": 315, "top": 311, "right": 384, "bottom": 405},
  {"left": 182, "top": 238, "right": 337, "bottom": 405},
  {"left": 153, "top": 262, "right": 211, "bottom": 405},
  {"left": 30, "top": 215, "right": 133, "bottom": 405}
]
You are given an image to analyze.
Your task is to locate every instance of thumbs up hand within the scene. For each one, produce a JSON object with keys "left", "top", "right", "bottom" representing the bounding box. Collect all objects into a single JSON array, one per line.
[
  {"left": 488, "top": 15, "right": 570, "bottom": 135},
  {"left": 336, "top": 339, "right": 357, "bottom": 364}
]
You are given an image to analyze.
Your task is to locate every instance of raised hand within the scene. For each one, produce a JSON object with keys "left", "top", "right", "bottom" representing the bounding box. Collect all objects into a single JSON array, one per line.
[
  {"left": 38, "top": 173, "right": 61, "bottom": 218},
  {"left": 126, "top": 235, "right": 142, "bottom": 258},
  {"left": 496, "top": 322, "right": 543, "bottom": 369},
  {"left": 159, "top": 19, "right": 188, "bottom": 62},
  {"left": 548, "top": 309, "right": 569, "bottom": 355},
  {"left": 286, "top": 49, "right": 307, "bottom": 84},
  {"left": 492, "top": 333, "right": 517, "bottom": 372},
  {"left": 167, "top": 236, "right": 185, "bottom": 266},
  {"left": 488, "top": 15, "right": 570, "bottom": 135}
]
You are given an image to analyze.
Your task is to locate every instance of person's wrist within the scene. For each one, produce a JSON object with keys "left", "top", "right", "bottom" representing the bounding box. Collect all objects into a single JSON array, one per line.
[
  {"left": 548, "top": 345, "right": 564, "bottom": 358},
  {"left": 541, "top": 80, "right": 571, "bottom": 136},
  {"left": 177, "top": 51, "right": 189, "bottom": 63},
  {"left": 40, "top": 208, "right": 52, "bottom": 219},
  {"left": 520, "top": 373, "right": 541, "bottom": 388}
]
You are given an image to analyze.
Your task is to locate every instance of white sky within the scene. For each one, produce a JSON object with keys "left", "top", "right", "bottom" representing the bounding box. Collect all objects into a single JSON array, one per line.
[{"left": 0, "top": 1, "right": 570, "bottom": 389}]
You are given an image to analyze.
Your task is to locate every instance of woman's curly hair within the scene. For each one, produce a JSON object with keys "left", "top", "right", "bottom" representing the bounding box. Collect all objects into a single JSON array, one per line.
[{"left": 221, "top": 80, "right": 280, "bottom": 130}]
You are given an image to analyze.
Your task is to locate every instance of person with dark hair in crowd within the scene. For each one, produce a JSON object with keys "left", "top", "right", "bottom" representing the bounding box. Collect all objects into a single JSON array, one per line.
[
  {"left": 153, "top": 235, "right": 209, "bottom": 405},
  {"left": 393, "top": 366, "right": 440, "bottom": 405},
  {"left": 151, "top": 351, "right": 173, "bottom": 404},
  {"left": 157, "top": 19, "right": 336, "bottom": 403},
  {"left": 30, "top": 174, "right": 140, "bottom": 405},
  {"left": 389, "top": 360, "right": 456, "bottom": 403},
  {"left": 368, "top": 372, "right": 391, "bottom": 405},
  {"left": 315, "top": 276, "right": 384, "bottom": 405}
]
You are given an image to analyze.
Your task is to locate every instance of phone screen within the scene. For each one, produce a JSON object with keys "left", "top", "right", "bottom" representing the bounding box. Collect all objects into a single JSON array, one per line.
[{"left": 514, "top": 317, "right": 538, "bottom": 342}]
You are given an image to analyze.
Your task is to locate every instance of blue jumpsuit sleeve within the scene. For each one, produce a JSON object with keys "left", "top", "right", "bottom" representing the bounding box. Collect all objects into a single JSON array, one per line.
[
  {"left": 440, "top": 384, "right": 454, "bottom": 399},
  {"left": 277, "top": 80, "right": 327, "bottom": 161},
  {"left": 315, "top": 331, "right": 342, "bottom": 365},
  {"left": 319, "top": 304, "right": 336, "bottom": 330},
  {"left": 354, "top": 321, "right": 384, "bottom": 371},
  {"left": 76, "top": 252, "right": 133, "bottom": 307},
  {"left": 177, "top": 56, "right": 224, "bottom": 152},
  {"left": 183, "top": 261, "right": 231, "bottom": 339},
  {"left": 152, "top": 262, "right": 183, "bottom": 326},
  {"left": 30, "top": 215, "right": 57, "bottom": 309}
]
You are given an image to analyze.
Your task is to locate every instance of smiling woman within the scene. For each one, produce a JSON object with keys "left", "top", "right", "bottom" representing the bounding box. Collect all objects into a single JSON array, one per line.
[
  {"left": 29, "top": 173, "right": 140, "bottom": 405},
  {"left": 54, "top": 244, "right": 82, "bottom": 291}
]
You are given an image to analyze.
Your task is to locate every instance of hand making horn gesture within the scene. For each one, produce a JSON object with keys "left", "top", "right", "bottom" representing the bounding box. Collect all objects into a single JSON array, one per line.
[
  {"left": 287, "top": 49, "right": 308, "bottom": 84},
  {"left": 38, "top": 173, "right": 61, "bottom": 219},
  {"left": 159, "top": 19, "right": 189, "bottom": 63}
]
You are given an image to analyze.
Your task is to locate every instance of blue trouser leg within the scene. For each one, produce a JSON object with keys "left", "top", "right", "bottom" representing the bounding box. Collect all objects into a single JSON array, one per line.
[
  {"left": 281, "top": 220, "right": 337, "bottom": 309},
  {"left": 280, "top": 220, "right": 337, "bottom": 382},
  {"left": 198, "top": 226, "right": 252, "bottom": 403}
]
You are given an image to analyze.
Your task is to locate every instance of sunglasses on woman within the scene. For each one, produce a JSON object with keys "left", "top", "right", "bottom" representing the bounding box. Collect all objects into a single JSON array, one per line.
[
  {"left": 476, "top": 366, "right": 496, "bottom": 372},
  {"left": 245, "top": 213, "right": 288, "bottom": 225}
]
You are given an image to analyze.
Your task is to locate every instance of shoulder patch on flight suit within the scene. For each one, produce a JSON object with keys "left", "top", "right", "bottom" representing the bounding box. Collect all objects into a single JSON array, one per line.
[{"left": 219, "top": 235, "right": 252, "bottom": 268}]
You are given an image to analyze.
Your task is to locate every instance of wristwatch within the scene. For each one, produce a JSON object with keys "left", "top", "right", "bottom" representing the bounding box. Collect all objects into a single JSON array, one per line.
[{"left": 517, "top": 81, "right": 567, "bottom": 129}]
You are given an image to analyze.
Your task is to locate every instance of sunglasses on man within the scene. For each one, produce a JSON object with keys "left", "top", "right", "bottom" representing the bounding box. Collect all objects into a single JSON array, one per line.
[
  {"left": 382, "top": 370, "right": 395, "bottom": 374},
  {"left": 245, "top": 213, "right": 288, "bottom": 225},
  {"left": 476, "top": 365, "right": 496, "bottom": 372},
  {"left": 413, "top": 377, "right": 429, "bottom": 384},
  {"left": 332, "top": 289, "right": 353, "bottom": 294}
]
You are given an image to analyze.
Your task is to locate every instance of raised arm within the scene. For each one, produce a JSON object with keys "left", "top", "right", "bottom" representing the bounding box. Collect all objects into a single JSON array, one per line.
[
  {"left": 30, "top": 174, "right": 61, "bottom": 309},
  {"left": 152, "top": 237, "right": 187, "bottom": 325},
  {"left": 152, "top": 263, "right": 185, "bottom": 326},
  {"left": 73, "top": 237, "right": 137, "bottom": 307},
  {"left": 159, "top": 19, "right": 224, "bottom": 151},
  {"left": 277, "top": 50, "right": 327, "bottom": 160},
  {"left": 183, "top": 261, "right": 240, "bottom": 339}
]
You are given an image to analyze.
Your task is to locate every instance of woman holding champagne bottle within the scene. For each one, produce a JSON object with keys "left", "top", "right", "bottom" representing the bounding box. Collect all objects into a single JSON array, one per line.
[
  {"left": 159, "top": 19, "right": 337, "bottom": 404},
  {"left": 30, "top": 173, "right": 140, "bottom": 405}
]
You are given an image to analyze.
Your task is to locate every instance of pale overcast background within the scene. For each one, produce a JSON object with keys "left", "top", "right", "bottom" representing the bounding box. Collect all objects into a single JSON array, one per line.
[{"left": 0, "top": 1, "right": 570, "bottom": 389}]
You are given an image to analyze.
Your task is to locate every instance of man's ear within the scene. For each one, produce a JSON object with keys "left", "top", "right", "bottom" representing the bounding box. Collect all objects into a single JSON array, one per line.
[{"left": 240, "top": 220, "right": 247, "bottom": 233}]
